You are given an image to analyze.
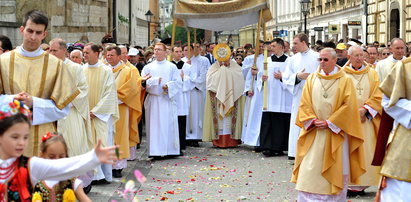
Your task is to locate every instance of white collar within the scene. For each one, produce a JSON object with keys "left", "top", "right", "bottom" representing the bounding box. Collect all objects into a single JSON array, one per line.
[
  {"left": 16, "top": 46, "right": 44, "bottom": 57},
  {"left": 109, "top": 61, "right": 122, "bottom": 69},
  {"left": 350, "top": 64, "right": 365, "bottom": 71},
  {"left": 156, "top": 59, "right": 167, "bottom": 64},
  {"left": 320, "top": 66, "right": 338, "bottom": 76},
  {"left": 389, "top": 55, "right": 406, "bottom": 63},
  {"left": 86, "top": 61, "right": 102, "bottom": 68}
]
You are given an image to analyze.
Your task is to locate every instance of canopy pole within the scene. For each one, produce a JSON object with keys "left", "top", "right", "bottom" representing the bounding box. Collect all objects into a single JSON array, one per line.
[
  {"left": 263, "top": 20, "right": 268, "bottom": 110},
  {"left": 245, "top": 8, "right": 263, "bottom": 127},
  {"left": 168, "top": 19, "right": 178, "bottom": 61},
  {"left": 194, "top": 28, "right": 197, "bottom": 56}
]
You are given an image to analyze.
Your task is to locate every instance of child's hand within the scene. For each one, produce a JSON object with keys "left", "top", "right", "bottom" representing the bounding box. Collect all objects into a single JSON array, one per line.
[{"left": 94, "top": 139, "right": 118, "bottom": 164}]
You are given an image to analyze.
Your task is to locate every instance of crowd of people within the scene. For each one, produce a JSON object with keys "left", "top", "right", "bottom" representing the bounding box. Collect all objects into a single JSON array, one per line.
[{"left": 0, "top": 10, "right": 409, "bottom": 201}]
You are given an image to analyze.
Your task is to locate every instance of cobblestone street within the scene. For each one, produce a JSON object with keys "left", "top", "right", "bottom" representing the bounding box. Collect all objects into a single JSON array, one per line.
[{"left": 89, "top": 138, "right": 376, "bottom": 201}]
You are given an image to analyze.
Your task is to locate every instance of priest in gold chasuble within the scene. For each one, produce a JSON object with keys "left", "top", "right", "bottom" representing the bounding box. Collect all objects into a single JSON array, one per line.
[
  {"left": 378, "top": 57, "right": 411, "bottom": 201},
  {"left": 291, "top": 48, "right": 365, "bottom": 201},
  {"left": 0, "top": 11, "right": 79, "bottom": 156},
  {"left": 343, "top": 46, "right": 382, "bottom": 194}
]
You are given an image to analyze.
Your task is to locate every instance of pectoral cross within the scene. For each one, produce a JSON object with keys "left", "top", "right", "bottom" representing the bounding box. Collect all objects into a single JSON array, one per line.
[{"left": 356, "top": 85, "right": 363, "bottom": 95}]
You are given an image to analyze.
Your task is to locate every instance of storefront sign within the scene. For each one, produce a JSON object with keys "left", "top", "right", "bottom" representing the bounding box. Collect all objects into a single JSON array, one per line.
[
  {"left": 272, "top": 31, "right": 280, "bottom": 37},
  {"left": 328, "top": 24, "right": 340, "bottom": 34},
  {"left": 314, "top": 27, "right": 323, "bottom": 31},
  {"left": 348, "top": 21, "right": 361, "bottom": 26}
]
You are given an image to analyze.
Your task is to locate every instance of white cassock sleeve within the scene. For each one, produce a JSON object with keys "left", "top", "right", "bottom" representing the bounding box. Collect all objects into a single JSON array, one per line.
[
  {"left": 382, "top": 95, "right": 411, "bottom": 129},
  {"left": 29, "top": 149, "right": 100, "bottom": 185},
  {"left": 282, "top": 57, "right": 301, "bottom": 95},
  {"left": 191, "top": 61, "right": 207, "bottom": 92},
  {"left": 182, "top": 63, "right": 192, "bottom": 93},
  {"left": 0, "top": 94, "right": 15, "bottom": 105},
  {"left": 243, "top": 68, "right": 253, "bottom": 93},
  {"left": 145, "top": 76, "right": 162, "bottom": 95},
  {"left": 32, "top": 97, "right": 70, "bottom": 125},
  {"left": 242, "top": 55, "right": 253, "bottom": 78},
  {"left": 94, "top": 113, "right": 110, "bottom": 122},
  {"left": 364, "top": 104, "right": 378, "bottom": 118},
  {"left": 166, "top": 66, "right": 183, "bottom": 99}
]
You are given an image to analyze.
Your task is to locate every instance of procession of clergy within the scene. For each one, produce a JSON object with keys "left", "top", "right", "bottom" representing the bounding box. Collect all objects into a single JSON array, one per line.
[{"left": 1, "top": 10, "right": 410, "bottom": 201}]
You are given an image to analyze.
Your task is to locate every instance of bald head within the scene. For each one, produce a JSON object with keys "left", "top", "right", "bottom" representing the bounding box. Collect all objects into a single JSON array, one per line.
[
  {"left": 390, "top": 38, "right": 406, "bottom": 60},
  {"left": 118, "top": 45, "right": 128, "bottom": 63},
  {"left": 347, "top": 46, "right": 364, "bottom": 68},
  {"left": 49, "top": 38, "right": 67, "bottom": 60}
]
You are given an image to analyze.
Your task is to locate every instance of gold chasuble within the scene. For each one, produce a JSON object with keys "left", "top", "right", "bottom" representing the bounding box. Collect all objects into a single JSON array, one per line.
[
  {"left": 379, "top": 57, "right": 411, "bottom": 182},
  {"left": 343, "top": 62, "right": 382, "bottom": 186},
  {"left": 57, "top": 60, "right": 93, "bottom": 156},
  {"left": 84, "top": 63, "right": 119, "bottom": 147},
  {"left": 291, "top": 67, "right": 365, "bottom": 195},
  {"left": 203, "top": 61, "right": 245, "bottom": 143},
  {"left": 0, "top": 51, "right": 79, "bottom": 156},
  {"left": 125, "top": 61, "right": 144, "bottom": 148},
  {"left": 112, "top": 63, "right": 141, "bottom": 159}
]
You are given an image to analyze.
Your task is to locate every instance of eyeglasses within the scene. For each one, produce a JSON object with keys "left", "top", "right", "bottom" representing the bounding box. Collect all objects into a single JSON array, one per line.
[
  {"left": 235, "top": 57, "right": 242, "bottom": 60},
  {"left": 318, "top": 58, "right": 329, "bottom": 62},
  {"left": 382, "top": 53, "right": 390, "bottom": 56}
]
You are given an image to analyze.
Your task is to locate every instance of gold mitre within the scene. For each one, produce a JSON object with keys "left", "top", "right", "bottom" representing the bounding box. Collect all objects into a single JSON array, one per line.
[{"left": 213, "top": 43, "right": 231, "bottom": 62}]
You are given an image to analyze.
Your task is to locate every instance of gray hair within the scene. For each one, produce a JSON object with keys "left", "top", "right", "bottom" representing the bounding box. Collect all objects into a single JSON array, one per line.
[
  {"left": 70, "top": 49, "right": 83, "bottom": 58},
  {"left": 391, "top": 38, "right": 405, "bottom": 46},
  {"left": 118, "top": 45, "right": 127, "bottom": 50},
  {"left": 347, "top": 46, "right": 363, "bottom": 56},
  {"left": 49, "top": 38, "right": 67, "bottom": 50},
  {"left": 320, "top": 47, "right": 337, "bottom": 58}
]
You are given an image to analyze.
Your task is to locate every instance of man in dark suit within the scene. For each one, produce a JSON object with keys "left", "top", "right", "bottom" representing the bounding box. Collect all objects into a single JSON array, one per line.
[{"left": 205, "top": 43, "right": 216, "bottom": 65}]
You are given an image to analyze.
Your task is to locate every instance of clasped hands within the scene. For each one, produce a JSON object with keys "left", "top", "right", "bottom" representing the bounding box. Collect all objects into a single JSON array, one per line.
[
  {"left": 313, "top": 119, "right": 328, "bottom": 129},
  {"left": 158, "top": 77, "right": 168, "bottom": 94},
  {"left": 14, "top": 92, "right": 33, "bottom": 108}
]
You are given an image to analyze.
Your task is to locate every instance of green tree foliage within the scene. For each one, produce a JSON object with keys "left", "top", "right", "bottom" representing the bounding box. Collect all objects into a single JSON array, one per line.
[{"left": 164, "top": 24, "right": 205, "bottom": 45}]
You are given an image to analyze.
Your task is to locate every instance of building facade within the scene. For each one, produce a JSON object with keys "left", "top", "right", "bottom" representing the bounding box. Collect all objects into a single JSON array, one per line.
[
  {"left": 307, "top": 0, "right": 365, "bottom": 45},
  {"left": 367, "top": 0, "right": 411, "bottom": 45},
  {"left": 0, "top": 0, "right": 160, "bottom": 48},
  {"left": 116, "top": 0, "right": 152, "bottom": 47},
  {"left": 267, "top": 0, "right": 301, "bottom": 43}
]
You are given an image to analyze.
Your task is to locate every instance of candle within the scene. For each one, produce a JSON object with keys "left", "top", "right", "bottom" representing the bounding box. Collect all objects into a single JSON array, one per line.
[{"left": 264, "top": 47, "right": 267, "bottom": 63}]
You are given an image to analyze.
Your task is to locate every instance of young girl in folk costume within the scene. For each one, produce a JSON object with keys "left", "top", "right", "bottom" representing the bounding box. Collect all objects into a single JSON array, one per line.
[
  {"left": 31, "top": 133, "right": 91, "bottom": 202},
  {"left": 0, "top": 100, "right": 117, "bottom": 201}
]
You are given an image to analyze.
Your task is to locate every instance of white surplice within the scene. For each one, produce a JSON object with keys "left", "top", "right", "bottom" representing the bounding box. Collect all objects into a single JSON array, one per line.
[
  {"left": 267, "top": 54, "right": 292, "bottom": 113},
  {"left": 142, "top": 59, "right": 182, "bottom": 156},
  {"left": 175, "top": 61, "right": 192, "bottom": 116},
  {"left": 241, "top": 54, "right": 264, "bottom": 146},
  {"left": 182, "top": 55, "right": 210, "bottom": 140},
  {"left": 282, "top": 49, "right": 319, "bottom": 157}
]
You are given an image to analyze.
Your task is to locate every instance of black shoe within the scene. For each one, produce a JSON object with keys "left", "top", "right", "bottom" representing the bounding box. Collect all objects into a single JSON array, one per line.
[
  {"left": 288, "top": 156, "right": 295, "bottom": 160},
  {"left": 263, "top": 150, "right": 285, "bottom": 157},
  {"left": 83, "top": 184, "right": 92, "bottom": 194},
  {"left": 112, "top": 169, "right": 123, "bottom": 178},
  {"left": 347, "top": 190, "right": 365, "bottom": 198},
  {"left": 191, "top": 142, "right": 200, "bottom": 147},
  {"left": 254, "top": 147, "right": 263, "bottom": 153},
  {"left": 179, "top": 151, "right": 184, "bottom": 156},
  {"left": 98, "top": 179, "right": 111, "bottom": 184}
]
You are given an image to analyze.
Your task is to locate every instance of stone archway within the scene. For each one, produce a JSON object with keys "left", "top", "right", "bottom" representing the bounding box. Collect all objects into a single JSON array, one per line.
[
  {"left": 388, "top": 1, "right": 401, "bottom": 40},
  {"left": 389, "top": 9, "right": 400, "bottom": 39}
]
